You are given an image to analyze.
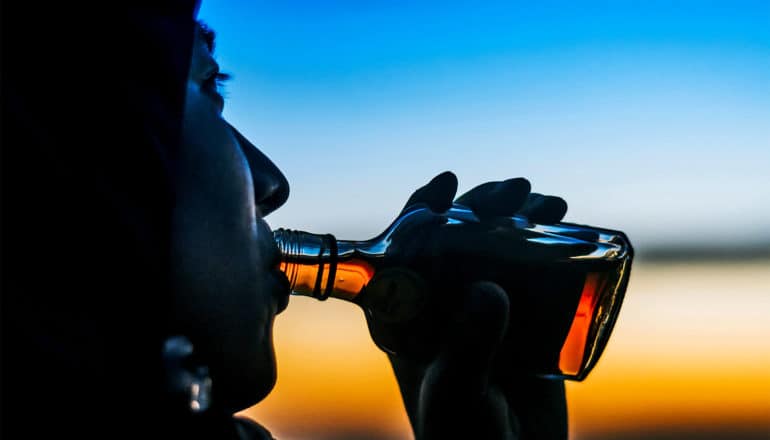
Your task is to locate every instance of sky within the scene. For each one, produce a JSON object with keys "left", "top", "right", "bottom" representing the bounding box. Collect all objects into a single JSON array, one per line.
[
  {"left": 198, "top": 0, "right": 769, "bottom": 252},
  {"left": 195, "top": 2, "right": 770, "bottom": 438}
]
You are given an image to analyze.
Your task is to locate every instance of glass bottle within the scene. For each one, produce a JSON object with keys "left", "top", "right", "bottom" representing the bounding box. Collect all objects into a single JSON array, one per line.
[{"left": 273, "top": 203, "right": 633, "bottom": 381}]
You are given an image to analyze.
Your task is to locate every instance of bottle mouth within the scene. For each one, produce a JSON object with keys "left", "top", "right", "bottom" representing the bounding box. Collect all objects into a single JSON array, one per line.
[
  {"left": 273, "top": 229, "right": 338, "bottom": 300},
  {"left": 273, "top": 229, "right": 300, "bottom": 260}
]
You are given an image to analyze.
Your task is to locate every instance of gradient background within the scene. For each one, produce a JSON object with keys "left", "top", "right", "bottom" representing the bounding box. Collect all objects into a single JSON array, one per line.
[{"left": 198, "top": 1, "right": 769, "bottom": 439}]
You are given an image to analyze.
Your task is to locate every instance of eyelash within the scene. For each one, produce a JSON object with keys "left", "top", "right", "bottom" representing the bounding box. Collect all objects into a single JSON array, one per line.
[
  {"left": 204, "top": 72, "right": 231, "bottom": 93},
  {"left": 214, "top": 72, "right": 231, "bottom": 87}
]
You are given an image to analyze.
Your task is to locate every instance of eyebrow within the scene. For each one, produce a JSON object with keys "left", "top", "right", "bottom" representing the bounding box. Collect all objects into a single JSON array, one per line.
[{"left": 196, "top": 20, "right": 216, "bottom": 53}]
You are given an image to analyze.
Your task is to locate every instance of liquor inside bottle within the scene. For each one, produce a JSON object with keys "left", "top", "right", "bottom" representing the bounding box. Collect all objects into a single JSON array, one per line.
[{"left": 274, "top": 204, "right": 633, "bottom": 381}]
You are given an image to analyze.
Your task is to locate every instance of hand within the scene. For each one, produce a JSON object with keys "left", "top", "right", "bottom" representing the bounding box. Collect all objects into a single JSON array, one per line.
[
  {"left": 404, "top": 171, "right": 567, "bottom": 224},
  {"left": 365, "top": 171, "right": 569, "bottom": 439}
]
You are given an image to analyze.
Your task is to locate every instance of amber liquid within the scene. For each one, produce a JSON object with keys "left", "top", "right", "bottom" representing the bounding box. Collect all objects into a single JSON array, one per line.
[
  {"left": 279, "top": 258, "right": 375, "bottom": 302},
  {"left": 556, "top": 265, "right": 628, "bottom": 377},
  {"left": 279, "top": 253, "right": 630, "bottom": 380}
]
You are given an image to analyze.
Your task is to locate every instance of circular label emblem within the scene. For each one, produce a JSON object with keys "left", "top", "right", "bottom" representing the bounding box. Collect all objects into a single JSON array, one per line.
[{"left": 359, "top": 267, "right": 428, "bottom": 323}]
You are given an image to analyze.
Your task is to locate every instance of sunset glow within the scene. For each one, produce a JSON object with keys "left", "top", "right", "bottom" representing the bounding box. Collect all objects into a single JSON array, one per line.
[{"left": 243, "top": 260, "right": 770, "bottom": 439}]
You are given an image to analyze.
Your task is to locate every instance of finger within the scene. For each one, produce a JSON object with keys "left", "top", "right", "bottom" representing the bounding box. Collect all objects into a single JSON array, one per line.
[
  {"left": 418, "top": 281, "right": 513, "bottom": 439},
  {"left": 426, "top": 281, "right": 509, "bottom": 395},
  {"left": 455, "top": 177, "right": 531, "bottom": 218},
  {"left": 500, "top": 376, "right": 568, "bottom": 440},
  {"left": 518, "top": 193, "right": 568, "bottom": 224},
  {"left": 402, "top": 171, "right": 458, "bottom": 214}
]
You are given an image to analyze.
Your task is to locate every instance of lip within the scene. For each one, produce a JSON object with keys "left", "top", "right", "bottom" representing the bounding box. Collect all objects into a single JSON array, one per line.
[
  {"left": 256, "top": 219, "right": 290, "bottom": 313},
  {"left": 272, "top": 268, "right": 291, "bottom": 314}
]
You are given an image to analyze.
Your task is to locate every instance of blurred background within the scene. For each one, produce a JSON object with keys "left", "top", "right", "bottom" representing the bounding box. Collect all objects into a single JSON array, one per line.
[{"left": 199, "top": 1, "right": 769, "bottom": 439}]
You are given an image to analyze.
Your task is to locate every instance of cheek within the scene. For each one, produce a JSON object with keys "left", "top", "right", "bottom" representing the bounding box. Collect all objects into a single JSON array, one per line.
[
  {"left": 175, "top": 80, "right": 282, "bottom": 408},
  {"left": 201, "top": 268, "right": 279, "bottom": 405},
  {"left": 175, "top": 90, "right": 274, "bottom": 365}
]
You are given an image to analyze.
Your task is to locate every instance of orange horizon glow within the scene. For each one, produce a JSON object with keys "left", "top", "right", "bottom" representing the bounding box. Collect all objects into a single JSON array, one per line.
[{"left": 243, "top": 260, "right": 770, "bottom": 440}]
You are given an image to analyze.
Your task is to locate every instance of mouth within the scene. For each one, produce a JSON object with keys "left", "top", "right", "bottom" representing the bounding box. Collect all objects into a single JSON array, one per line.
[
  {"left": 258, "top": 219, "right": 291, "bottom": 314},
  {"left": 272, "top": 268, "right": 291, "bottom": 314}
]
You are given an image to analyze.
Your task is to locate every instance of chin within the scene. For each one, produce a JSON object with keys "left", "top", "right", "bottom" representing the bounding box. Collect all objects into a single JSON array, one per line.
[
  {"left": 216, "top": 326, "right": 278, "bottom": 413},
  {"left": 247, "top": 345, "right": 279, "bottom": 406},
  {"left": 214, "top": 360, "right": 277, "bottom": 414}
]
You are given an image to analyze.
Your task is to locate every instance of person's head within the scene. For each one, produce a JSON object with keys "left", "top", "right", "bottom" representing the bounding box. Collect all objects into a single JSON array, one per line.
[{"left": 168, "top": 19, "right": 290, "bottom": 414}]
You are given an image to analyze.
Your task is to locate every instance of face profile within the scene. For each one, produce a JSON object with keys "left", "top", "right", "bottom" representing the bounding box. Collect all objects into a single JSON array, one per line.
[{"left": 170, "top": 21, "right": 291, "bottom": 413}]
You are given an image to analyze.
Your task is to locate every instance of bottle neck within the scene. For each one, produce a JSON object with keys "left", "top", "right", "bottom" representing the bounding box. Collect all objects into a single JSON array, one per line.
[{"left": 274, "top": 229, "right": 376, "bottom": 302}]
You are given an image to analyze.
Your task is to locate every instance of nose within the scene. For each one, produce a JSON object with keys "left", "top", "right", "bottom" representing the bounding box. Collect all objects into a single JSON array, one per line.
[{"left": 228, "top": 124, "right": 290, "bottom": 217}]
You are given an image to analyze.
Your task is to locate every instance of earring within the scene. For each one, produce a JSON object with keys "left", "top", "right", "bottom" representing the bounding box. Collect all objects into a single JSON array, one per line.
[{"left": 162, "top": 335, "right": 212, "bottom": 413}]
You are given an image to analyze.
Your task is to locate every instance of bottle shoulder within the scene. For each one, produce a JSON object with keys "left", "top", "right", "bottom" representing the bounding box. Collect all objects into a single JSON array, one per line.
[{"left": 385, "top": 204, "right": 632, "bottom": 263}]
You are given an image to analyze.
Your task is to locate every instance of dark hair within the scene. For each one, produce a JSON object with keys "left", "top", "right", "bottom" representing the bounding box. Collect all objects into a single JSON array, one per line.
[{"left": 2, "top": 3, "right": 198, "bottom": 437}]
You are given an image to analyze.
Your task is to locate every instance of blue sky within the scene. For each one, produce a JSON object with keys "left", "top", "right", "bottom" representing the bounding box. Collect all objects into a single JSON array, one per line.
[{"left": 197, "top": 1, "right": 770, "bottom": 250}]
